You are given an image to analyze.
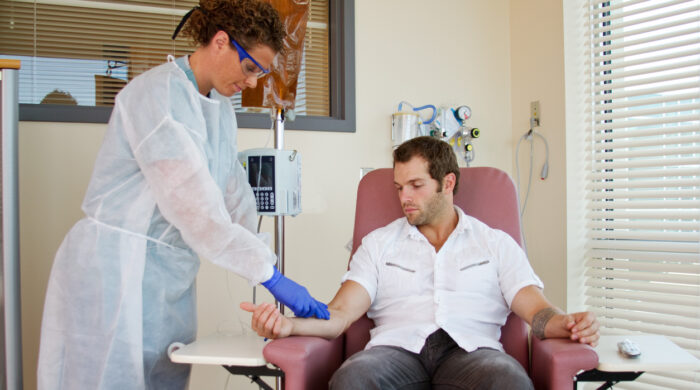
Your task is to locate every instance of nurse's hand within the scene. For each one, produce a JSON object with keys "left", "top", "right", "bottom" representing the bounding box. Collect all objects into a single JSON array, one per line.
[{"left": 261, "top": 267, "right": 330, "bottom": 319}]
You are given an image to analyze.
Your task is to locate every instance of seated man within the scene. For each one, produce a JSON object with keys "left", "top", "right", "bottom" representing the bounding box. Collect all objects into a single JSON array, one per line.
[{"left": 241, "top": 136, "right": 599, "bottom": 390}]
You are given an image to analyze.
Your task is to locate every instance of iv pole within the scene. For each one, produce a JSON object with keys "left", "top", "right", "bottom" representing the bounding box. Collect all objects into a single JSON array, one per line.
[
  {"left": 273, "top": 107, "right": 285, "bottom": 317},
  {"left": 273, "top": 107, "right": 285, "bottom": 390}
]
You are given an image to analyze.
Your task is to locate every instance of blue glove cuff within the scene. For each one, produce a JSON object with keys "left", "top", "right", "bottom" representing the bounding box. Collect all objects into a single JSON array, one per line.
[{"left": 261, "top": 266, "right": 281, "bottom": 289}]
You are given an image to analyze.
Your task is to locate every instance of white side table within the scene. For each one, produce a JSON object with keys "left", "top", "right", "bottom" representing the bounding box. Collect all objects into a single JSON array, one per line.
[
  {"left": 168, "top": 333, "right": 282, "bottom": 390},
  {"left": 574, "top": 334, "right": 700, "bottom": 390}
]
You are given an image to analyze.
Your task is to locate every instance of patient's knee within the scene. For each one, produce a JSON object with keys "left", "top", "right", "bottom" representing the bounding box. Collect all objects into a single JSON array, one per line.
[
  {"left": 329, "top": 352, "right": 383, "bottom": 390},
  {"left": 475, "top": 352, "right": 532, "bottom": 390},
  {"left": 329, "top": 347, "right": 428, "bottom": 390}
]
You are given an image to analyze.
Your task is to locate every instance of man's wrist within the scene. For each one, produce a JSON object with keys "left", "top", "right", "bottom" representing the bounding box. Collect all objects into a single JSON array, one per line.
[
  {"left": 288, "top": 317, "right": 297, "bottom": 336},
  {"left": 532, "top": 307, "right": 558, "bottom": 339}
]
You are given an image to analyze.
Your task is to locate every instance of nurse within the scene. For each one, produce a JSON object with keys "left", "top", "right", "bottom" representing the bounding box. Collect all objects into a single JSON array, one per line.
[{"left": 37, "top": 1, "right": 328, "bottom": 389}]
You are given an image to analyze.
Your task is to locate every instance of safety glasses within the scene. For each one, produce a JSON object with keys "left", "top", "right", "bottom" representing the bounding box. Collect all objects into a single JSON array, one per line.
[{"left": 229, "top": 35, "right": 270, "bottom": 79}]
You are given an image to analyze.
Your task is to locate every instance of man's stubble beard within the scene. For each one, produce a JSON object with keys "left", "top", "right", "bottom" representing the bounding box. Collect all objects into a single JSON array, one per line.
[{"left": 406, "top": 190, "right": 446, "bottom": 227}]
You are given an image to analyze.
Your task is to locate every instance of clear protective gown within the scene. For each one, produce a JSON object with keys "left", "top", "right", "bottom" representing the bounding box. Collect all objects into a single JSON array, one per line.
[{"left": 37, "top": 56, "right": 275, "bottom": 390}]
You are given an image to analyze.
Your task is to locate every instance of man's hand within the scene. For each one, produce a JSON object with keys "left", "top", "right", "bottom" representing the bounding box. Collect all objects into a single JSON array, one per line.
[
  {"left": 240, "top": 281, "right": 372, "bottom": 340},
  {"left": 561, "top": 311, "right": 599, "bottom": 347},
  {"left": 240, "top": 302, "right": 293, "bottom": 339},
  {"left": 538, "top": 309, "right": 600, "bottom": 347},
  {"left": 512, "top": 286, "right": 600, "bottom": 347}
]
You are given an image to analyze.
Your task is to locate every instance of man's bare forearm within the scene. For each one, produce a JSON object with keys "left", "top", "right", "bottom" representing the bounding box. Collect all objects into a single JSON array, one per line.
[
  {"left": 289, "top": 280, "right": 371, "bottom": 339},
  {"left": 511, "top": 285, "right": 599, "bottom": 345},
  {"left": 288, "top": 309, "right": 353, "bottom": 339}
]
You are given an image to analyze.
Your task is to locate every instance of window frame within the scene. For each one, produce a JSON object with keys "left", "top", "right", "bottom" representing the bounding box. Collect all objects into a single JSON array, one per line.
[{"left": 18, "top": 0, "right": 356, "bottom": 133}]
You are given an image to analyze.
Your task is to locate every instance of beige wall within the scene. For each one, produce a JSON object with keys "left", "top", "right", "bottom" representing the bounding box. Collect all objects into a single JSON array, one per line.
[
  {"left": 509, "top": 0, "right": 567, "bottom": 310},
  {"left": 19, "top": 1, "right": 570, "bottom": 388},
  {"left": 20, "top": 123, "right": 107, "bottom": 390}
]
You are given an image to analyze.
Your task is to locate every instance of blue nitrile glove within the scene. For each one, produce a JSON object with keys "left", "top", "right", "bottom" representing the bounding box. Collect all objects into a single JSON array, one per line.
[{"left": 262, "top": 267, "right": 330, "bottom": 319}]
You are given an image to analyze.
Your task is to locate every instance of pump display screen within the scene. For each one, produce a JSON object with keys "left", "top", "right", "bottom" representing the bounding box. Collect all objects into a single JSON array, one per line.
[{"left": 248, "top": 155, "right": 276, "bottom": 212}]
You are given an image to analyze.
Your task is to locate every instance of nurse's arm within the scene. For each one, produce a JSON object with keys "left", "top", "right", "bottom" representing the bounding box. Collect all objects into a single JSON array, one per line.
[{"left": 240, "top": 280, "right": 370, "bottom": 340}]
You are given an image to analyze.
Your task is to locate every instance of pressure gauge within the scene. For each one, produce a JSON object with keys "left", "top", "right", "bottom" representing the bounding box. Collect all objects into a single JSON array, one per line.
[{"left": 455, "top": 105, "right": 472, "bottom": 121}]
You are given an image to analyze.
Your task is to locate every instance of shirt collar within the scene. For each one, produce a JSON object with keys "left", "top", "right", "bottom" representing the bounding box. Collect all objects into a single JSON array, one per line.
[
  {"left": 453, "top": 206, "right": 469, "bottom": 234},
  {"left": 401, "top": 205, "right": 470, "bottom": 240}
]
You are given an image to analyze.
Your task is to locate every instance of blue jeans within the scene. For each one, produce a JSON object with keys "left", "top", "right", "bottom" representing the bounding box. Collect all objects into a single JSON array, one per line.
[{"left": 329, "top": 329, "right": 534, "bottom": 390}]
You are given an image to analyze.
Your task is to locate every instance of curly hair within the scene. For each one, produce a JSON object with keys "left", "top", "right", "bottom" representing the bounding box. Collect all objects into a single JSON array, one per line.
[
  {"left": 393, "top": 136, "right": 461, "bottom": 195},
  {"left": 180, "top": 0, "right": 285, "bottom": 53}
]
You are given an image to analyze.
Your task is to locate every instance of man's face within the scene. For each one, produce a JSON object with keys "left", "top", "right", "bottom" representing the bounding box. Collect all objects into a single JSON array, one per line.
[{"left": 394, "top": 156, "right": 447, "bottom": 226}]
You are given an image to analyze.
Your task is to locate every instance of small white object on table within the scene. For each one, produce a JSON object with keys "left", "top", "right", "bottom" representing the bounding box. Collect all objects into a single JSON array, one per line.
[
  {"left": 594, "top": 334, "right": 700, "bottom": 372},
  {"left": 575, "top": 334, "right": 700, "bottom": 389}
]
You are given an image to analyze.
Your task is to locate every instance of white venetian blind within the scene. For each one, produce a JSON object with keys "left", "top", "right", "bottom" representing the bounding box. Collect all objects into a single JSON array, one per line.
[
  {"left": 585, "top": 0, "right": 700, "bottom": 388},
  {"left": 0, "top": 0, "right": 329, "bottom": 115},
  {"left": 298, "top": 0, "right": 330, "bottom": 116}
]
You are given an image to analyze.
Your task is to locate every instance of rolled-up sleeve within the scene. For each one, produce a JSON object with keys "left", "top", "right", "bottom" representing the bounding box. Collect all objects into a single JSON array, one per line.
[
  {"left": 342, "top": 236, "right": 379, "bottom": 303},
  {"left": 493, "top": 231, "right": 543, "bottom": 307}
]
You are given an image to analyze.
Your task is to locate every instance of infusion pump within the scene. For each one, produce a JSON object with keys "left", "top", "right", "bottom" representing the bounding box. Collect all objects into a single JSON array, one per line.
[{"left": 238, "top": 148, "right": 302, "bottom": 216}]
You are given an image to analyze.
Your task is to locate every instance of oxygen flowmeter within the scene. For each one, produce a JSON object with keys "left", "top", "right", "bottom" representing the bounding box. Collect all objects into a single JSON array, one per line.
[{"left": 238, "top": 148, "right": 302, "bottom": 216}]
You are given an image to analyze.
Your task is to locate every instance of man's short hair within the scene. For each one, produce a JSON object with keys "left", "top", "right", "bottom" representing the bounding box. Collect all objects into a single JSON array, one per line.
[{"left": 393, "top": 136, "right": 460, "bottom": 194}]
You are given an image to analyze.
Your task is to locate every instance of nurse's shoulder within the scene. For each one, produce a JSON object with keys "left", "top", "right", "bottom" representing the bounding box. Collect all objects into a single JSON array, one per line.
[{"left": 116, "top": 59, "right": 190, "bottom": 103}]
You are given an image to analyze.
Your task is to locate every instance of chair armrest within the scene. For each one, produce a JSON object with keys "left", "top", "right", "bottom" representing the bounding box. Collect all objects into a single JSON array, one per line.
[
  {"left": 263, "top": 336, "right": 344, "bottom": 390},
  {"left": 530, "top": 336, "right": 599, "bottom": 390}
]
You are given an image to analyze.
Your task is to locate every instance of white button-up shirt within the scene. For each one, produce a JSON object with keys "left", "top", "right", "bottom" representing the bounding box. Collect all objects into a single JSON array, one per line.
[{"left": 342, "top": 206, "right": 543, "bottom": 354}]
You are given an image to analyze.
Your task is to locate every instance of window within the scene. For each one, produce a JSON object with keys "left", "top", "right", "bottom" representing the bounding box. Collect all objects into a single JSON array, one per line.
[
  {"left": 571, "top": 0, "right": 699, "bottom": 388},
  {"left": 0, "top": 0, "right": 355, "bottom": 132}
]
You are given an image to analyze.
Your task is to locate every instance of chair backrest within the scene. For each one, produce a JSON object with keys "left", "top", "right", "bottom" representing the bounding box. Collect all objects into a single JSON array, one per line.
[{"left": 345, "top": 167, "right": 530, "bottom": 372}]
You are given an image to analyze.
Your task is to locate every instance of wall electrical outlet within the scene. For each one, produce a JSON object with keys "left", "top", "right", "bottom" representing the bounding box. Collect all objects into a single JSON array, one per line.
[{"left": 530, "top": 100, "right": 541, "bottom": 127}]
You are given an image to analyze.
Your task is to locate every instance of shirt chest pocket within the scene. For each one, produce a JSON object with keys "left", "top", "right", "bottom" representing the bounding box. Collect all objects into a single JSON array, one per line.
[
  {"left": 376, "top": 256, "right": 428, "bottom": 299},
  {"left": 453, "top": 257, "right": 498, "bottom": 292}
]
